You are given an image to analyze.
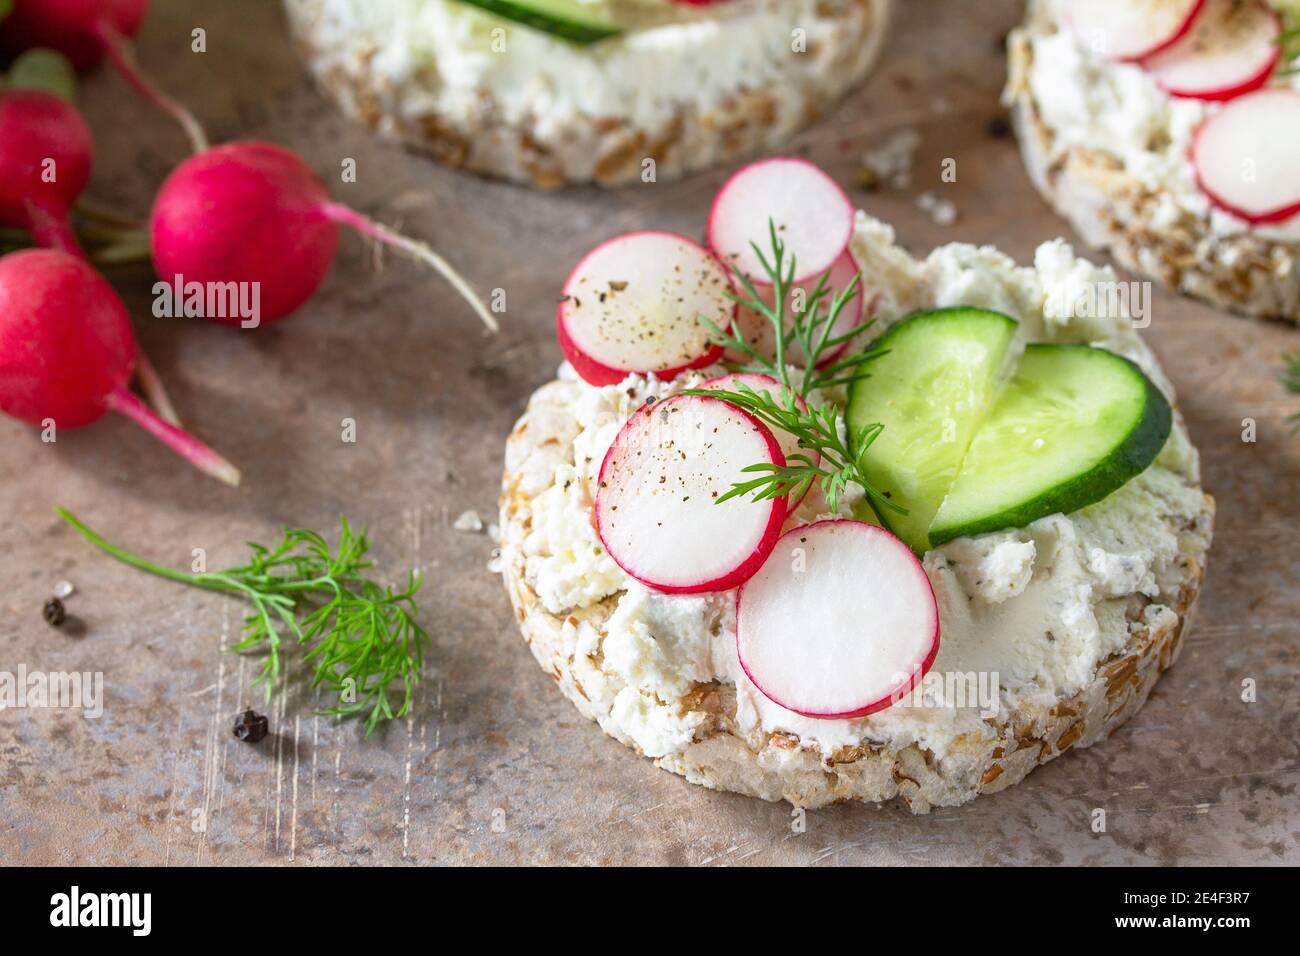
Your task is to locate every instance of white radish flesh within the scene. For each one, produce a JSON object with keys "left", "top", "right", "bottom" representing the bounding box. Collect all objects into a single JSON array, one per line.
[
  {"left": 700, "top": 372, "right": 819, "bottom": 512},
  {"left": 1143, "top": 0, "right": 1280, "bottom": 101},
  {"left": 557, "top": 231, "right": 732, "bottom": 387},
  {"left": 737, "top": 520, "right": 939, "bottom": 719},
  {"left": 724, "top": 251, "right": 870, "bottom": 367},
  {"left": 707, "top": 158, "right": 854, "bottom": 285},
  {"left": 1066, "top": 0, "right": 1205, "bottom": 61},
  {"left": 595, "top": 394, "right": 786, "bottom": 593},
  {"left": 1192, "top": 89, "right": 1300, "bottom": 223}
]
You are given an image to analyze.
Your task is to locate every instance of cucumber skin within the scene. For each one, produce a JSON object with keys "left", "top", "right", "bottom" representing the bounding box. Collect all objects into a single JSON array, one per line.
[
  {"left": 927, "top": 346, "right": 1173, "bottom": 548},
  {"left": 847, "top": 306, "right": 1019, "bottom": 553},
  {"left": 454, "top": 0, "right": 623, "bottom": 44}
]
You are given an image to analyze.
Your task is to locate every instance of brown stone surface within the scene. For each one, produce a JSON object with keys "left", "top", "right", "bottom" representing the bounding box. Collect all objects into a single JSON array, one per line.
[{"left": 1, "top": 0, "right": 1296, "bottom": 866}]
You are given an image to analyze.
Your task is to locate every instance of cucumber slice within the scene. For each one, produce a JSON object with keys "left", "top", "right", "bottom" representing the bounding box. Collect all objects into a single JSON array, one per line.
[
  {"left": 454, "top": 0, "right": 623, "bottom": 44},
  {"left": 847, "top": 308, "right": 1018, "bottom": 553},
  {"left": 928, "top": 344, "right": 1172, "bottom": 546}
]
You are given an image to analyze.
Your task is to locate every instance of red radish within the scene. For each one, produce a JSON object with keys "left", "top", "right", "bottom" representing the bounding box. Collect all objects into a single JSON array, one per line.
[
  {"left": 707, "top": 157, "right": 854, "bottom": 286},
  {"left": 0, "top": 0, "right": 208, "bottom": 152},
  {"left": 1065, "top": 0, "right": 1205, "bottom": 61},
  {"left": 0, "top": 87, "right": 182, "bottom": 426},
  {"left": 1192, "top": 89, "right": 1300, "bottom": 224},
  {"left": 149, "top": 141, "right": 495, "bottom": 330},
  {"left": 1142, "top": 0, "right": 1281, "bottom": 101},
  {"left": 0, "top": 89, "right": 91, "bottom": 256},
  {"left": 725, "top": 250, "right": 871, "bottom": 368},
  {"left": 557, "top": 230, "right": 731, "bottom": 387},
  {"left": 0, "top": 249, "right": 239, "bottom": 484},
  {"left": 736, "top": 520, "right": 939, "bottom": 719},
  {"left": 595, "top": 394, "right": 785, "bottom": 594},
  {"left": 700, "top": 372, "right": 818, "bottom": 513}
]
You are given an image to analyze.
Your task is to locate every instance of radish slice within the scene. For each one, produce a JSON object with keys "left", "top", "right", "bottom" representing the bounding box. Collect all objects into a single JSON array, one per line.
[
  {"left": 1192, "top": 89, "right": 1300, "bottom": 223},
  {"left": 725, "top": 251, "right": 871, "bottom": 368},
  {"left": 595, "top": 394, "right": 786, "bottom": 594},
  {"left": 700, "top": 372, "right": 819, "bottom": 513},
  {"left": 737, "top": 520, "right": 939, "bottom": 719},
  {"left": 557, "top": 231, "right": 732, "bottom": 387},
  {"left": 707, "top": 158, "right": 854, "bottom": 286},
  {"left": 1065, "top": 0, "right": 1205, "bottom": 62},
  {"left": 1143, "top": 0, "right": 1281, "bottom": 101}
]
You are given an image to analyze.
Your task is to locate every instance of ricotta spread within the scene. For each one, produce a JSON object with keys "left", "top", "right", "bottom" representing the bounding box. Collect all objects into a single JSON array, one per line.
[
  {"left": 516, "top": 216, "right": 1208, "bottom": 760},
  {"left": 1024, "top": 0, "right": 1300, "bottom": 241},
  {"left": 308, "top": 0, "right": 855, "bottom": 139}
]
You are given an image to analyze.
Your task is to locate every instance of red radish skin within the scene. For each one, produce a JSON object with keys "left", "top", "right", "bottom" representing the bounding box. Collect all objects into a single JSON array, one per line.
[
  {"left": 0, "top": 0, "right": 149, "bottom": 71},
  {"left": 1191, "top": 89, "right": 1300, "bottom": 224},
  {"left": 736, "top": 520, "right": 940, "bottom": 720},
  {"left": 1066, "top": 0, "right": 1206, "bottom": 62},
  {"left": 149, "top": 141, "right": 495, "bottom": 330},
  {"left": 595, "top": 395, "right": 786, "bottom": 594},
  {"left": 0, "top": 88, "right": 182, "bottom": 426},
  {"left": 557, "top": 231, "right": 731, "bottom": 387},
  {"left": 0, "top": 89, "right": 92, "bottom": 256},
  {"left": 700, "top": 372, "right": 819, "bottom": 513},
  {"left": 0, "top": 0, "right": 208, "bottom": 152},
  {"left": 707, "top": 157, "right": 854, "bottom": 286},
  {"left": 0, "top": 250, "right": 239, "bottom": 484},
  {"left": 1142, "top": 0, "right": 1281, "bottom": 102}
]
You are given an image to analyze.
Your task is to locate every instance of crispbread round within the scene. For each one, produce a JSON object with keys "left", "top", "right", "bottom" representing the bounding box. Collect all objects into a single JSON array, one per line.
[
  {"left": 284, "top": 0, "right": 892, "bottom": 188},
  {"left": 1005, "top": 2, "right": 1300, "bottom": 323},
  {"left": 498, "top": 222, "right": 1215, "bottom": 811}
]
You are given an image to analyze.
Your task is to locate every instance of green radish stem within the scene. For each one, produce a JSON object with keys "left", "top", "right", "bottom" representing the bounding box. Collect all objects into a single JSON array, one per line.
[
  {"left": 94, "top": 20, "right": 208, "bottom": 155},
  {"left": 321, "top": 202, "right": 499, "bottom": 333},
  {"left": 106, "top": 386, "right": 239, "bottom": 486}
]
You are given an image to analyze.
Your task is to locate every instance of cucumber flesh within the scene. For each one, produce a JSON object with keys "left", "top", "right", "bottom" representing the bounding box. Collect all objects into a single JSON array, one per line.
[
  {"left": 847, "top": 308, "right": 1018, "bottom": 553},
  {"left": 928, "top": 344, "right": 1172, "bottom": 546},
  {"left": 454, "top": 0, "right": 623, "bottom": 44}
]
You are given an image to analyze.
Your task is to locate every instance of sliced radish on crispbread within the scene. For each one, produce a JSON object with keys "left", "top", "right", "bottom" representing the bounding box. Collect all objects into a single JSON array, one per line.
[
  {"left": 737, "top": 520, "right": 939, "bottom": 719},
  {"left": 707, "top": 157, "right": 854, "bottom": 286},
  {"left": 699, "top": 372, "right": 819, "bottom": 513},
  {"left": 1065, "top": 0, "right": 1205, "bottom": 61},
  {"left": 1192, "top": 89, "right": 1300, "bottom": 224},
  {"left": 595, "top": 394, "right": 786, "bottom": 593},
  {"left": 1142, "top": 0, "right": 1280, "bottom": 101},
  {"left": 557, "top": 230, "right": 732, "bottom": 387}
]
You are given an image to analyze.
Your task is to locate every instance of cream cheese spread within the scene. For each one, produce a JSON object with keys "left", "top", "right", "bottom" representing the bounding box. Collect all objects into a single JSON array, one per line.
[{"left": 309, "top": 0, "right": 851, "bottom": 139}]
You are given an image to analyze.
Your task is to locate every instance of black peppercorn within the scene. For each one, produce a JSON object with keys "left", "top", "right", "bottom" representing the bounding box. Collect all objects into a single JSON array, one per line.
[
  {"left": 43, "top": 597, "right": 66, "bottom": 627},
  {"left": 233, "top": 709, "right": 269, "bottom": 743}
]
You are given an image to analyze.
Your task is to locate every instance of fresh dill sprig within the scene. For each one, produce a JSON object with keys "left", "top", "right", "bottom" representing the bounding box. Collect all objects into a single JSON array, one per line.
[
  {"left": 1279, "top": 25, "right": 1300, "bottom": 75},
  {"left": 57, "top": 508, "right": 429, "bottom": 735},
  {"left": 683, "top": 219, "right": 902, "bottom": 517},
  {"left": 1283, "top": 350, "right": 1300, "bottom": 429}
]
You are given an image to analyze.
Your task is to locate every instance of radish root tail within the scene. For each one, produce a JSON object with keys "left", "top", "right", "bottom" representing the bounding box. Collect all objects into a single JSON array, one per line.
[
  {"left": 322, "top": 202, "right": 499, "bottom": 333},
  {"left": 106, "top": 387, "right": 240, "bottom": 486},
  {"left": 94, "top": 21, "right": 210, "bottom": 155},
  {"left": 132, "top": 350, "right": 183, "bottom": 428}
]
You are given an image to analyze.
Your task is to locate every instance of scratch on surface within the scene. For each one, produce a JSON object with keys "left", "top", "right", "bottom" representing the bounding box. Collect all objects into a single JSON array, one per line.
[
  {"left": 290, "top": 715, "right": 300, "bottom": 862},
  {"left": 197, "top": 605, "right": 229, "bottom": 864},
  {"left": 162, "top": 711, "right": 184, "bottom": 866}
]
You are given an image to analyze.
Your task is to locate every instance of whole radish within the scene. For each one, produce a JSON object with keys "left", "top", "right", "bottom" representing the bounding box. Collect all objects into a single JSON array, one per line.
[
  {"left": 0, "top": 249, "right": 239, "bottom": 485},
  {"left": 149, "top": 141, "right": 496, "bottom": 330},
  {"left": 0, "top": 88, "right": 91, "bottom": 255},
  {"left": 0, "top": 86, "right": 181, "bottom": 425},
  {"left": 0, "top": 0, "right": 207, "bottom": 152}
]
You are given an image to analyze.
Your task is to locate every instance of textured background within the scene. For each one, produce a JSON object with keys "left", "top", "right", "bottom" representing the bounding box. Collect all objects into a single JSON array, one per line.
[{"left": 1, "top": 0, "right": 1296, "bottom": 866}]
